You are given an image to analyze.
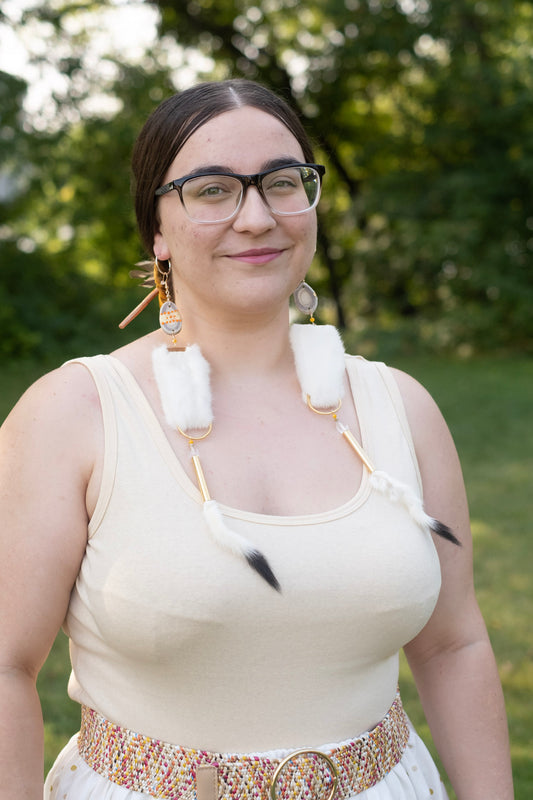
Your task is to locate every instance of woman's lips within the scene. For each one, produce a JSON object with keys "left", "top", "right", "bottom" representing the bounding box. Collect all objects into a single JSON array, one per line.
[{"left": 228, "top": 248, "right": 284, "bottom": 264}]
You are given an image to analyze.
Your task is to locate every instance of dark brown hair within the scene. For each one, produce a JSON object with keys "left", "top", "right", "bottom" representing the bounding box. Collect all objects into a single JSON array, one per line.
[{"left": 131, "top": 79, "right": 316, "bottom": 257}]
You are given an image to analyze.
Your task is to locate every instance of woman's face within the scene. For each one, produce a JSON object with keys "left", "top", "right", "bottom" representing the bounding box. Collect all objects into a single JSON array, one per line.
[{"left": 153, "top": 106, "right": 318, "bottom": 324}]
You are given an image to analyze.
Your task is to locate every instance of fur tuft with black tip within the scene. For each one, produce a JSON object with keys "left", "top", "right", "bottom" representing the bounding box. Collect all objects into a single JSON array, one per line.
[
  {"left": 202, "top": 500, "right": 281, "bottom": 591},
  {"left": 369, "top": 470, "right": 462, "bottom": 546},
  {"left": 246, "top": 550, "right": 281, "bottom": 592},
  {"left": 429, "top": 518, "right": 462, "bottom": 546}
]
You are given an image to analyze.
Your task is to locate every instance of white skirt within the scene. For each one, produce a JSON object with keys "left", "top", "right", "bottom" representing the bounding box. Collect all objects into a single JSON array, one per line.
[{"left": 44, "top": 720, "right": 449, "bottom": 800}]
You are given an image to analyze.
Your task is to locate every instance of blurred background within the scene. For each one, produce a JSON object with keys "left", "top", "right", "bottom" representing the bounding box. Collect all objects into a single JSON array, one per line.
[
  {"left": 0, "top": 0, "right": 531, "bottom": 796},
  {"left": 1, "top": 0, "right": 533, "bottom": 361}
]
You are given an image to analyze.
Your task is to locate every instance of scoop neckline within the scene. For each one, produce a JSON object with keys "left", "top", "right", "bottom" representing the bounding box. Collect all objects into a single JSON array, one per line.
[{"left": 104, "top": 352, "right": 373, "bottom": 525}]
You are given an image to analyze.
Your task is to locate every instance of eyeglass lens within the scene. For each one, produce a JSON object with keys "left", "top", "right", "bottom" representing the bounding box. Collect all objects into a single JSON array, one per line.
[{"left": 181, "top": 165, "right": 321, "bottom": 223}]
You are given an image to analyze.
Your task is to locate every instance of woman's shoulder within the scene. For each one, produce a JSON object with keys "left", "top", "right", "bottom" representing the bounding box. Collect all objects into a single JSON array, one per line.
[
  {"left": 5, "top": 328, "right": 159, "bottom": 430},
  {"left": 346, "top": 354, "right": 441, "bottom": 414},
  {"left": 381, "top": 366, "right": 459, "bottom": 494},
  {"left": 345, "top": 354, "right": 450, "bottom": 451},
  {"left": 22, "top": 359, "right": 100, "bottom": 411},
  {"left": 386, "top": 366, "right": 446, "bottom": 432},
  {"left": 1, "top": 359, "right": 104, "bottom": 460}
]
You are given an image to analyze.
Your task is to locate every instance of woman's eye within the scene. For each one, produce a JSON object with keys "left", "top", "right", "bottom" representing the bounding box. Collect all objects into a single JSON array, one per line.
[
  {"left": 275, "top": 179, "right": 295, "bottom": 188},
  {"left": 187, "top": 177, "right": 239, "bottom": 202},
  {"left": 265, "top": 171, "right": 299, "bottom": 192},
  {"left": 197, "top": 184, "right": 228, "bottom": 198}
]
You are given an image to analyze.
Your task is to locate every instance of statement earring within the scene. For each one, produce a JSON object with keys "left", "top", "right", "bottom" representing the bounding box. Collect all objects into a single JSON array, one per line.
[
  {"left": 156, "top": 258, "right": 183, "bottom": 349},
  {"left": 118, "top": 262, "right": 159, "bottom": 330},
  {"left": 293, "top": 280, "right": 318, "bottom": 323}
]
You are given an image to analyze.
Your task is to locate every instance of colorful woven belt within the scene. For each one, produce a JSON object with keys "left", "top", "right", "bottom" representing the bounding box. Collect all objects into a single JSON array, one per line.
[{"left": 78, "top": 690, "right": 410, "bottom": 800}]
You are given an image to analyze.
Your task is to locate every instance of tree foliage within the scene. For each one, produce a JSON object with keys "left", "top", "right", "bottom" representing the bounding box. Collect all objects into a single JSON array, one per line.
[{"left": 1, "top": 0, "right": 532, "bottom": 360}]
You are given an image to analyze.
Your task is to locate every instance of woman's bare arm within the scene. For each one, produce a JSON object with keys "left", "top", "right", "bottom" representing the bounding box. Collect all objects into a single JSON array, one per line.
[
  {"left": 393, "top": 368, "right": 513, "bottom": 800},
  {"left": 0, "top": 365, "right": 101, "bottom": 798}
]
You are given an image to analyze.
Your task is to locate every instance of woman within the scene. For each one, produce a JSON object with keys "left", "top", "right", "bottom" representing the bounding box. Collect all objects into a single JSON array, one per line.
[{"left": 0, "top": 79, "right": 513, "bottom": 800}]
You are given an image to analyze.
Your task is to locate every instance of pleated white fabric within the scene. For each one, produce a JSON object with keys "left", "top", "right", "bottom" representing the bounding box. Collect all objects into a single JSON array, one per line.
[{"left": 44, "top": 720, "right": 449, "bottom": 800}]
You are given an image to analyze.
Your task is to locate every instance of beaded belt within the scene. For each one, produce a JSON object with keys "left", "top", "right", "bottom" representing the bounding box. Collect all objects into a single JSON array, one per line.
[{"left": 78, "top": 690, "right": 410, "bottom": 800}]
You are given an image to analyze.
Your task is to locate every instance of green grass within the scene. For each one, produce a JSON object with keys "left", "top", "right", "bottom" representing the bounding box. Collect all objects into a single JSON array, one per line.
[
  {"left": 2, "top": 354, "right": 532, "bottom": 794},
  {"left": 390, "top": 355, "right": 533, "bottom": 799}
]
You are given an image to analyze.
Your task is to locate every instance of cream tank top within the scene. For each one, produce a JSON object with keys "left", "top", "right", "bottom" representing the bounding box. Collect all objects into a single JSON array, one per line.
[{"left": 64, "top": 353, "right": 441, "bottom": 753}]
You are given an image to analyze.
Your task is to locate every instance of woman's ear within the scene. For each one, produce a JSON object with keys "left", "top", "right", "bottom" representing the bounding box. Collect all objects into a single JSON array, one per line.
[{"left": 154, "top": 230, "right": 170, "bottom": 261}]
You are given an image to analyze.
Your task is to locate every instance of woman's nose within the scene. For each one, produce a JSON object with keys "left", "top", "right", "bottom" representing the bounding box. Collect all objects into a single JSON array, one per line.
[{"left": 231, "top": 186, "right": 276, "bottom": 233}]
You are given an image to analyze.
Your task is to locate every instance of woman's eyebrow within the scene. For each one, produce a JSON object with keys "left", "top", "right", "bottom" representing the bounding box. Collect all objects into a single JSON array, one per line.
[
  {"left": 184, "top": 165, "right": 234, "bottom": 177},
  {"left": 183, "top": 156, "right": 305, "bottom": 178},
  {"left": 261, "top": 156, "right": 306, "bottom": 171}
]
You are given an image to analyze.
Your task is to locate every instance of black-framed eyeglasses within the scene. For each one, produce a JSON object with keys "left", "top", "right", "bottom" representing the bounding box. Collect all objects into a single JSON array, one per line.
[{"left": 155, "top": 163, "right": 325, "bottom": 224}]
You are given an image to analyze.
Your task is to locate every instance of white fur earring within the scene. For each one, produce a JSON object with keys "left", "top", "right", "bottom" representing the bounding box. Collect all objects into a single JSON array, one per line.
[
  {"left": 152, "top": 343, "right": 281, "bottom": 591},
  {"left": 289, "top": 323, "right": 461, "bottom": 547}
]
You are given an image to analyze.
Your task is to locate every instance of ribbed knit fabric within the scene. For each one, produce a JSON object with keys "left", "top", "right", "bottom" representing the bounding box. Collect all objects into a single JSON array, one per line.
[{"left": 45, "top": 349, "right": 446, "bottom": 798}]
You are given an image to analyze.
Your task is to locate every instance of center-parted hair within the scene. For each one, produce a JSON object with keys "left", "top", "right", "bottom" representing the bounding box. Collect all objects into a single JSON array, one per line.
[{"left": 131, "top": 79, "right": 316, "bottom": 258}]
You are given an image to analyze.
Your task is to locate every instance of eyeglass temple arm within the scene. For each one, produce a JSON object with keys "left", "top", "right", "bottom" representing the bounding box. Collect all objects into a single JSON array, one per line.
[{"left": 155, "top": 182, "right": 176, "bottom": 196}]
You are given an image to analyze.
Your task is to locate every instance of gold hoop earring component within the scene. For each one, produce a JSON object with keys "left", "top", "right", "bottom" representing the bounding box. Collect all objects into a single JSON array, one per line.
[
  {"left": 157, "top": 258, "right": 183, "bottom": 343},
  {"left": 293, "top": 280, "right": 318, "bottom": 322},
  {"left": 306, "top": 396, "right": 342, "bottom": 416}
]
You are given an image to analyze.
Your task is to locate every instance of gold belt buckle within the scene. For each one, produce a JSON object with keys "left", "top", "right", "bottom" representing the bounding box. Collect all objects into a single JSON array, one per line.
[{"left": 269, "top": 748, "right": 339, "bottom": 800}]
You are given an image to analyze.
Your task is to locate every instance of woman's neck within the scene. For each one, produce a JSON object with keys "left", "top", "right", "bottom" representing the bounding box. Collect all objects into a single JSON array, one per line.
[{"left": 169, "top": 307, "right": 297, "bottom": 383}]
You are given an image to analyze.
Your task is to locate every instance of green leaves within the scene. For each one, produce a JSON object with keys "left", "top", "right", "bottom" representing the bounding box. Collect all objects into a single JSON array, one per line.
[{"left": 1, "top": 0, "right": 532, "bottom": 358}]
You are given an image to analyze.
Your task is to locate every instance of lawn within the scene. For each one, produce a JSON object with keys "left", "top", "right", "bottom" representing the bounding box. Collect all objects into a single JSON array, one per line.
[{"left": 2, "top": 353, "right": 532, "bottom": 796}]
